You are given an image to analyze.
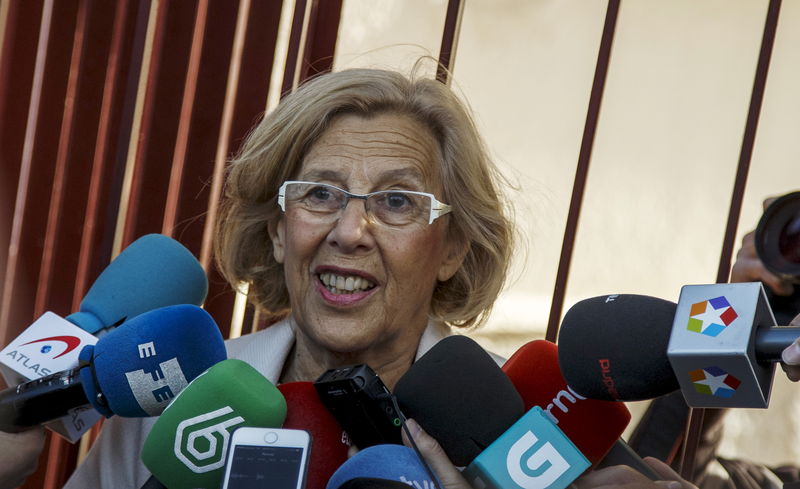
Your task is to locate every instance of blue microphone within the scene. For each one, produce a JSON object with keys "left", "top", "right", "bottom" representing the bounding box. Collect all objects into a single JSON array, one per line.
[
  {"left": 326, "top": 445, "right": 437, "bottom": 489},
  {"left": 0, "top": 305, "right": 226, "bottom": 431},
  {"left": 461, "top": 407, "right": 590, "bottom": 489},
  {"left": 66, "top": 234, "right": 208, "bottom": 334}
]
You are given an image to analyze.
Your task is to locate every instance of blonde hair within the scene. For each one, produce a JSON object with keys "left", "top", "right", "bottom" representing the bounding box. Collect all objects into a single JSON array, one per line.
[{"left": 215, "top": 68, "right": 514, "bottom": 328}]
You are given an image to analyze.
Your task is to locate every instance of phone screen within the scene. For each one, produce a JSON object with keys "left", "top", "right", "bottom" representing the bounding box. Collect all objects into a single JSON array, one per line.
[{"left": 225, "top": 445, "right": 305, "bottom": 489}]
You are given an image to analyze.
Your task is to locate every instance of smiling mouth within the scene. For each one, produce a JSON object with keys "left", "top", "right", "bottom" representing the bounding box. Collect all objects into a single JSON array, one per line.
[{"left": 319, "top": 272, "right": 376, "bottom": 295}]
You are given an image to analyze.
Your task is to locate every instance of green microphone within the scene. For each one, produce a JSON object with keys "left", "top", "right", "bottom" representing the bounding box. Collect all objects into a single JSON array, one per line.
[{"left": 141, "top": 359, "right": 287, "bottom": 489}]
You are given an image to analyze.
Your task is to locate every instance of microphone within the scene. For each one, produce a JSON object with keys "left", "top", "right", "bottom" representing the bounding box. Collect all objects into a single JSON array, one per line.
[
  {"left": 325, "top": 445, "right": 436, "bottom": 489},
  {"left": 141, "top": 359, "right": 287, "bottom": 489},
  {"left": 394, "top": 335, "right": 524, "bottom": 466},
  {"left": 0, "top": 304, "right": 226, "bottom": 432},
  {"left": 66, "top": 233, "right": 208, "bottom": 334},
  {"left": 0, "top": 234, "right": 208, "bottom": 441},
  {"left": 558, "top": 285, "right": 797, "bottom": 408},
  {"left": 557, "top": 294, "right": 679, "bottom": 402},
  {"left": 503, "top": 339, "right": 630, "bottom": 464},
  {"left": 278, "top": 382, "right": 350, "bottom": 489},
  {"left": 394, "top": 335, "right": 589, "bottom": 489},
  {"left": 504, "top": 340, "right": 659, "bottom": 479}
]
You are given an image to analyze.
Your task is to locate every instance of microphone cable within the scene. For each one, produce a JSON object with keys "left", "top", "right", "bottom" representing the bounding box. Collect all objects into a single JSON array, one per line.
[{"left": 389, "top": 393, "right": 444, "bottom": 489}]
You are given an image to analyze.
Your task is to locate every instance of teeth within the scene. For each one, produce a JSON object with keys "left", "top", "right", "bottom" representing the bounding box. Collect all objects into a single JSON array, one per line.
[{"left": 319, "top": 273, "right": 374, "bottom": 294}]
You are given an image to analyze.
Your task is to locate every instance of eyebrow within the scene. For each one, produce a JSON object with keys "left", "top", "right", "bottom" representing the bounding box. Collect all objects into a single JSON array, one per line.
[{"left": 299, "top": 167, "right": 428, "bottom": 190}]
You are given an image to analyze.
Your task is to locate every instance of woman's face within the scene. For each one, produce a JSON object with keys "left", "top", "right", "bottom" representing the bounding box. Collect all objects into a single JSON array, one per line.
[{"left": 269, "top": 112, "right": 464, "bottom": 357}]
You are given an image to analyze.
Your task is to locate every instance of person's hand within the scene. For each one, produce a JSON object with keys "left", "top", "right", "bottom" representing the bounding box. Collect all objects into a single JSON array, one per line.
[
  {"left": 401, "top": 418, "right": 471, "bottom": 489},
  {"left": 0, "top": 427, "right": 46, "bottom": 489},
  {"left": 730, "top": 231, "right": 794, "bottom": 295},
  {"left": 780, "top": 313, "right": 800, "bottom": 381},
  {"left": 573, "top": 457, "right": 698, "bottom": 489}
]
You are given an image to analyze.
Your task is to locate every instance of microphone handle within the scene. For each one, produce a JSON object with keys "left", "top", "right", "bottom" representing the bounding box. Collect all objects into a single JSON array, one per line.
[
  {"left": 596, "top": 438, "right": 660, "bottom": 480},
  {"left": 0, "top": 367, "right": 90, "bottom": 432},
  {"left": 755, "top": 326, "right": 800, "bottom": 362},
  {"left": 140, "top": 474, "right": 167, "bottom": 489}
]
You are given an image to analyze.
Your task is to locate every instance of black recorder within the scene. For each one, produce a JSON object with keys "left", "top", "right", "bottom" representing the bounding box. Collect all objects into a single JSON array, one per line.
[{"left": 314, "top": 364, "right": 402, "bottom": 449}]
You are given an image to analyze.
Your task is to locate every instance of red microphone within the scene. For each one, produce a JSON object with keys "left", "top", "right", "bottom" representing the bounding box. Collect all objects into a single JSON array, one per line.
[
  {"left": 278, "top": 382, "right": 351, "bottom": 489},
  {"left": 502, "top": 339, "right": 630, "bottom": 465}
]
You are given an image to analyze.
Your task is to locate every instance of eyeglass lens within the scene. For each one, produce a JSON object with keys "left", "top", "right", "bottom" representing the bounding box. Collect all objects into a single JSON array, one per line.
[{"left": 283, "top": 182, "right": 432, "bottom": 226}]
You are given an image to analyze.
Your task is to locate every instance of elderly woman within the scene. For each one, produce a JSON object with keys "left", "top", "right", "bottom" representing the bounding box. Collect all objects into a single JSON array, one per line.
[
  {"left": 32, "top": 67, "right": 511, "bottom": 487},
  {"left": 1, "top": 68, "right": 793, "bottom": 489}
]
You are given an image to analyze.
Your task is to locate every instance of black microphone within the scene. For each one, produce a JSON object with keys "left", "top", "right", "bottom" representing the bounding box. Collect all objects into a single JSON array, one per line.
[
  {"left": 558, "top": 287, "right": 799, "bottom": 408},
  {"left": 395, "top": 335, "right": 591, "bottom": 488},
  {"left": 394, "top": 335, "right": 524, "bottom": 466}
]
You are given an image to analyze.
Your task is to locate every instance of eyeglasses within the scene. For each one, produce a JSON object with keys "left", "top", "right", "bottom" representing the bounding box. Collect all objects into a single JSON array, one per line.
[{"left": 277, "top": 181, "right": 452, "bottom": 226}]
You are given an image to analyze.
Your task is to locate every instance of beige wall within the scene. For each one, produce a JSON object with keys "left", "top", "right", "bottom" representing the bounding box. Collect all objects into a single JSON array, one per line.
[{"left": 335, "top": 0, "right": 800, "bottom": 466}]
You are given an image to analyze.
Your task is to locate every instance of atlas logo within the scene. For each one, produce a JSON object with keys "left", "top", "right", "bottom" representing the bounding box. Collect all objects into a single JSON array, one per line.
[
  {"left": 20, "top": 336, "right": 81, "bottom": 359},
  {"left": 506, "top": 430, "right": 570, "bottom": 488},
  {"left": 174, "top": 406, "right": 245, "bottom": 473},
  {"left": 687, "top": 296, "right": 738, "bottom": 337},
  {"left": 690, "top": 367, "right": 741, "bottom": 398}
]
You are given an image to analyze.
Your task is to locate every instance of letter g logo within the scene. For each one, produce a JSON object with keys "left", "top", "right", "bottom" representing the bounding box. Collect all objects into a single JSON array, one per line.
[
  {"left": 506, "top": 431, "right": 570, "bottom": 488},
  {"left": 173, "top": 406, "right": 245, "bottom": 473}
]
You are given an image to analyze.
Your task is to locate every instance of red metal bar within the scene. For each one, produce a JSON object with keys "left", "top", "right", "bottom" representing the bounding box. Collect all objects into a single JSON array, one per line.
[
  {"left": 0, "top": 0, "right": 77, "bottom": 351},
  {"left": 545, "top": 0, "right": 620, "bottom": 343},
  {"left": 201, "top": 0, "right": 284, "bottom": 334},
  {"left": 436, "top": 0, "right": 464, "bottom": 84},
  {"left": 121, "top": 0, "right": 198, "bottom": 246},
  {"left": 74, "top": 0, "right": 150, "bottom": 305},
  {"left": 281, "top": 0, "right": 308, "bottom": 97},
  {"left": 161, "top": 0, "right": 240, "bottom": 254},
  {"left": 0, "top": 0, "right": 44, "bottom": 326},
  {"left": 679, "top": 0, "right": 782, "bottom": 480},
  {"left": 299, "top": 0, "right": 342, "bottom": 81}
]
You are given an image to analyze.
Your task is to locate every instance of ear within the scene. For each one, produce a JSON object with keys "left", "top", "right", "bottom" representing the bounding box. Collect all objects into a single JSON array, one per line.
[
  {"left": 268, "top": 217, "right": 286, "bottom": 264},
  {"left": 437, "top": 239, "right": 469, "bottom": 282}
]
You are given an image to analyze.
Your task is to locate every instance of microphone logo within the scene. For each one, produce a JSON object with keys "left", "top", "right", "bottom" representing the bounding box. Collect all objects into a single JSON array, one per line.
[
  {"left": 686, "top": 296, "right": 738, "bottom": 337},
  {"left": 689, "top": 367, "right": 741, "bottom": 398},
  {"left": 20, "top": 335, "right": 82, "bottom": 359},
  {"left": 125, "top": 357, "right": 189, "bottom": 415},
  {"left": 463, "top": 407, "right": 589, "bottom": 489},
  {"left": 173, "top": 406, "right": 245, "bottom": 473},
  {"left": 506, "top": 431, "right": 570, "bottom": 488}
]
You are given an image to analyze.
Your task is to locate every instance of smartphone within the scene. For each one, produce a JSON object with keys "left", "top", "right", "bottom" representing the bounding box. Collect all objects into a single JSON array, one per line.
[{"left": 221, "top": 427, "right": 311, "bottom": 489}]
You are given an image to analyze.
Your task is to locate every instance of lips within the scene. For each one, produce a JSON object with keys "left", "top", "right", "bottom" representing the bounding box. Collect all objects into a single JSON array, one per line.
[
  {"left": 317, "top": 268, "right": 377, "bottom": 306},
  {"left": 318, "top": 272, "right": 376, "bottom": 295}
]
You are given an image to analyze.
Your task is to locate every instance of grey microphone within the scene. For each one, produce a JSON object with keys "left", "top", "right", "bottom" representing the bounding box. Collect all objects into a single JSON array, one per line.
[{"left": 668, "top": 282, "right": 793, "bottom": 408}]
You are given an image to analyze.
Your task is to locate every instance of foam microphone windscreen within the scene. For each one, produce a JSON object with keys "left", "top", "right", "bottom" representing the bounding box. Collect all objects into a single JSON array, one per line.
[
  {"left": 141, "top": 359, "right": 287, "bottom": 489},
  {"left": 278, "top": 382, "right": 349, "bottom": 489},
  {"left": 502, "top": 339, "right": 630, "bottom": 464},
  {"left": 78, "top": 304, "right": 226, "bottom": 417},
  {"left": 66, "top": 234, "right": 209, "bottom": 334},
  {"left": 325, "top": 445, "right": 435, "bottom": 489},
  {"left": 393, "top": 335, "right": 524, "bottom": 466},
  {"left": 558, "top": 294, "right": 679, "bottom": 401}
]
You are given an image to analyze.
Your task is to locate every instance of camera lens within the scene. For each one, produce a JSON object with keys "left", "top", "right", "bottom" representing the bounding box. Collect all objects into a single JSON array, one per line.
[
  {"left": 779, "top": 213, "right": 800, "bottom": 264},
  {"left": 755, "top": 191, "right": 800, "bottom": 280}
]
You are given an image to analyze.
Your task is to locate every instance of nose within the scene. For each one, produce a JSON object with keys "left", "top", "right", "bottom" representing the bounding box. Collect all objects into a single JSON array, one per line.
[{"left": 326, "top": 198, "right": 375, "bottom": 253}]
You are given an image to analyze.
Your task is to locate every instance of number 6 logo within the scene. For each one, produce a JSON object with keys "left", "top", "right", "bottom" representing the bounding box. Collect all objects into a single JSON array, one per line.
[{"left": 174, "top": 406, "right": 245, "bottom": 473}]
